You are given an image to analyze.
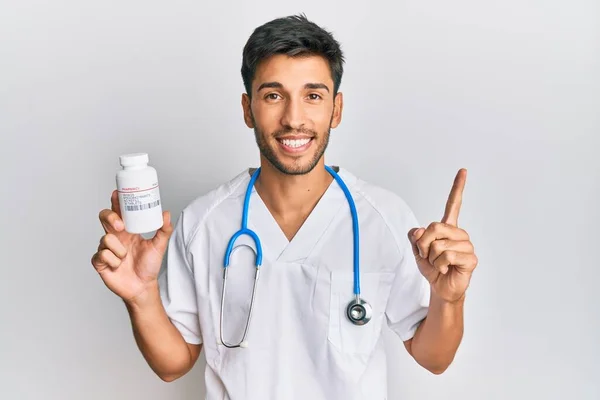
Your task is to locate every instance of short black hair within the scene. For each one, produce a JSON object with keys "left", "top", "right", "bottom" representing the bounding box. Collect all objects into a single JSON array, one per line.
[{"left": 241, "top": 14, "right": 345, "bottom": 98}]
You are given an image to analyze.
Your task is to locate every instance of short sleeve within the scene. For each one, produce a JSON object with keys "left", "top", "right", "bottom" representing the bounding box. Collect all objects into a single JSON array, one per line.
[
  {"left": 158, "top": 212, "right": 202, "bottom": 345},
  {"left": 385, "top": 209, "right": 431, "bottom": 341}
]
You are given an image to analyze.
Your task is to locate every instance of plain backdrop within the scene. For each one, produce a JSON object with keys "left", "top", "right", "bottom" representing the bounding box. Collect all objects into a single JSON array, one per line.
[{"left": 1, "top": 1, "right": 598, "bottom": 399}]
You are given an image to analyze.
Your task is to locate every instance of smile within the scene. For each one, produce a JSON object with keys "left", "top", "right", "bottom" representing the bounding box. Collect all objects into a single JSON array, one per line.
[
  {"left": 277, "top": 137, "right": 313, "bottom": 153},
  {"left": 280, "top": 138, "right": 311, "bottom": 148}
]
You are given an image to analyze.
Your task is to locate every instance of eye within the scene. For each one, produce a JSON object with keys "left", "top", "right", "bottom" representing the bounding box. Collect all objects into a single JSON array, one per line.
[
  {"left": 265, "top": 93, "right": 281, "bottom": 101},
  {"left": 307, "top": 93, "right": 322, "bottom": 100}
]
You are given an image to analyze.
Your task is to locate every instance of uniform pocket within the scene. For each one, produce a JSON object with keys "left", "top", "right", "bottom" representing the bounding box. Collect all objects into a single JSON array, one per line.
[{"left": 327, "top": 270, "right": 393, "bottom": 356}]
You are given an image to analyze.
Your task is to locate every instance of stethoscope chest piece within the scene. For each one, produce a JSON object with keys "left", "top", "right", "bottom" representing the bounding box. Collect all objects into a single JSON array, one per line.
[{"left": 346, "top": 297, "right": 372, "bottom": 326}]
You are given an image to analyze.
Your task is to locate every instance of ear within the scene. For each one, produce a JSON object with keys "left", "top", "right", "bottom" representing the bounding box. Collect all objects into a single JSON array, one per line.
[
  {"left": 241, "top": 93, "right": 254, "bottom": 128},
  {"left": 330, "top": 92, "right": 343, "bottom": 129}
]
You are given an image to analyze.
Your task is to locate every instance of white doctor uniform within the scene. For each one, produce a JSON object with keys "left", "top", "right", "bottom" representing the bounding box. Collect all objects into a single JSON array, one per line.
[{"left": 158, "top": 166, "right": 430, "bottom": 400}]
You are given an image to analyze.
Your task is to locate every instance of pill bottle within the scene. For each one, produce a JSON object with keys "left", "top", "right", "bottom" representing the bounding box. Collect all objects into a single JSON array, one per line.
[{"left": 115, "top": 153, "right": 163, "bottom": 234}]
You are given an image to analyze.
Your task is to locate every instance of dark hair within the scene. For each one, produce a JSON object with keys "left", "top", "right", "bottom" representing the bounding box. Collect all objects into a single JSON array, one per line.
[{"left": 241, "top": 14, "right": 345, "bottom": 98}]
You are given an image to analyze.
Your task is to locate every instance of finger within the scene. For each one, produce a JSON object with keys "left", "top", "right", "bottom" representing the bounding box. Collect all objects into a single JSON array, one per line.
[
  {"left": 432, "top": 251, "right": 478, "bottom": 275},
  {"left": 91, "top": 249, "right": 122, "bottom": 271},
  {"left": 111, "top": 190, "right": 122, "bottom": 217},
  {"left": 408, "top": 227, "right": 425, "bottom": 259},
  {"left": 99, "top": 209, "right": 124, "bottom": 234},
  {"left": 151, "top": 211, "right": 174, "bottom": 252},
  {"left": 428, "top": 239, "right": 474, "bottom": 267},
  {"left": 441, "top": 168, "right": 467, "bottom": 227},
  {"left": 408, "top": 227, "right": 440, "bottom": 281},
  {"left": 98, "top": 233, "right": 128, "bottom": 259},
  {"left": 416, "top": 222, "right": 470, "bottom": 259}
]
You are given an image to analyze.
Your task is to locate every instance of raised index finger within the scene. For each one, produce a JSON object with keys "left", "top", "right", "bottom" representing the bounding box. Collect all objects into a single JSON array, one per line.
[{"left": 441, "top": 168, "right": 467, "bottom": 226}]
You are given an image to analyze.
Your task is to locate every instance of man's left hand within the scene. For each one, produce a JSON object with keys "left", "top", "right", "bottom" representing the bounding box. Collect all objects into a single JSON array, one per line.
[{"left": 408, "top": 168, "right": 478, "bottom": 303}]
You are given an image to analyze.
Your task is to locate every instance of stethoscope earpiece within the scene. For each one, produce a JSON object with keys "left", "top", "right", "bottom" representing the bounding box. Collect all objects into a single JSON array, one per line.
[{"left": 346, "top": 297, "right": 372, "bottom": 326}]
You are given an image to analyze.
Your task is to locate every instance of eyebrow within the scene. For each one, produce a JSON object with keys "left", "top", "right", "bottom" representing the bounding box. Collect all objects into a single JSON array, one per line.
[
  {"left": 304, "top": 83, "right": 330, "bottom": 92},
  {"left": 257, "top": 82, "right": 330, "bottom": 93}
]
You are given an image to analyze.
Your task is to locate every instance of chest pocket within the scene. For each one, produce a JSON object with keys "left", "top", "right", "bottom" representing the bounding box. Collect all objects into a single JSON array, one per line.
[{"left": 327, "top": 270, "right": 394, "bottom": 356}]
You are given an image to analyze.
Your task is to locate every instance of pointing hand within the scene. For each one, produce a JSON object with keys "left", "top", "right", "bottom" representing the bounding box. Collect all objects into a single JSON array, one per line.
[{"left": 407, "top": 169, "right": 478, "bottom": 303}]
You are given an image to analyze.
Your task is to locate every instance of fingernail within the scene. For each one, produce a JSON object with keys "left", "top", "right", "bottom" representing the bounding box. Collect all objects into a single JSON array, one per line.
[
  {"left": 419, "top": 248, "right": 424, "bottom": 258},
  {"left": 115, "top": 220, "right": 124, "bottom": 230}
]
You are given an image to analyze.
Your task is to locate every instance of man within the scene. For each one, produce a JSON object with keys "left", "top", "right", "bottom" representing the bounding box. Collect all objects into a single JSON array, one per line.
[{"left": 92, "top": 14, "right": 478, "bottom": 400}]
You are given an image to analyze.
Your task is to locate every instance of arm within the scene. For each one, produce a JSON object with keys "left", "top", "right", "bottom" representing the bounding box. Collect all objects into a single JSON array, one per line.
[
  {"left": 403, "top": 168, "right": 477, "bottom": 374},
  {"left": 403, "top": 292, "right": 464, "bottom": 374},
  {"left": 125, "top": 282, "right": 202, "bottom": 382}
]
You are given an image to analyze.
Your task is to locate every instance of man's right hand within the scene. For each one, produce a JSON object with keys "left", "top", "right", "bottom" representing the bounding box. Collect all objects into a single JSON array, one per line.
[{"left": 91, "top": 190, "right": 174, "bottom": 305}]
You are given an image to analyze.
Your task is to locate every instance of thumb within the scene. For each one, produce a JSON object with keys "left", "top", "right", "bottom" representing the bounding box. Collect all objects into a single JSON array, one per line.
[
  {"left": 152, "top": 211, "right": 174, "bottom": 252},
  {"left": 407, "top": 227, "right": 424, "bottom": 259}
]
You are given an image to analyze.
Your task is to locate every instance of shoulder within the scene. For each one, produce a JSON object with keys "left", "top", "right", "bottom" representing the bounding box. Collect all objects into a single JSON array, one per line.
[
  {"left": 176, "top": 168, "right": 250, "bottom": 249},
  {"left": 341, "top": 167, "right": 420, "bottom": 247}
]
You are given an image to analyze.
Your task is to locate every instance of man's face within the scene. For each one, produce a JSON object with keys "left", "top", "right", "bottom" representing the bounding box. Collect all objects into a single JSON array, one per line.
[{"left": 242, "top": 54, "right": 343, "bottom": 175}]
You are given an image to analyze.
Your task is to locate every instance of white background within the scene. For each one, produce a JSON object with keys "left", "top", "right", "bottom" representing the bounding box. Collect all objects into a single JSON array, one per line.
[{"left": 1, "top": 0, "right": 598, "bottom": 399}]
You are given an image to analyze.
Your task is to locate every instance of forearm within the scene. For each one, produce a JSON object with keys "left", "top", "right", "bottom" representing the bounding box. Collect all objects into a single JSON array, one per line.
[
  {"left": 410, "top": 291, "right": 465, "bottom": 374},
  {"left": 124, "top": 282, "right": 195, "bottom": 381}
]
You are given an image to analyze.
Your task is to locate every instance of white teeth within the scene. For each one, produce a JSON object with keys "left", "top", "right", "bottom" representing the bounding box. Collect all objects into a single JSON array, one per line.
[{"left": 281, "top": 138, "right": 311, "bottom": 148}]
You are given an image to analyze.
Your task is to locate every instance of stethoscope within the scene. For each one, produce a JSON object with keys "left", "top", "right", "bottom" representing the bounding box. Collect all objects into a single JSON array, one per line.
[{"left": 219, "top": 165, "right": 371, "bottom": 349}]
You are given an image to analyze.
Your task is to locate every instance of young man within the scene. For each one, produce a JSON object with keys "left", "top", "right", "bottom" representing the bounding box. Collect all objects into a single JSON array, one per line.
[{"left": 92, "top": 14, "right": 478, "bottom": 400}]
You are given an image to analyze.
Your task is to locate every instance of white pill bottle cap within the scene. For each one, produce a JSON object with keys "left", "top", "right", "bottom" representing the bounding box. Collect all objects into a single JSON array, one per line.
[{"left": 119, "top": 153, "right": 149, "bottom": 168}]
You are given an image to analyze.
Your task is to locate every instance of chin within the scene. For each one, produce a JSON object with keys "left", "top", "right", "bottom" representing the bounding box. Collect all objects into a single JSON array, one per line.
[
  {"left": 268, "top": 154, "right": 320, "bottom": 176},
  {"left": 274, "top": 161, "right": 316, "bottom": 176}
]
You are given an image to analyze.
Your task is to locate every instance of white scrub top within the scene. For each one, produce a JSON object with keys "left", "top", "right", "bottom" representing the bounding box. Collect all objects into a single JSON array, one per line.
[{"left": 158, "top": 167, "right": 430, "bottom": 400}]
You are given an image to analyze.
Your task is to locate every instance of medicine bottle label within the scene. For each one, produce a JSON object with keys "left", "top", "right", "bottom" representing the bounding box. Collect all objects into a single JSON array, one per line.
[{"left": 119, "top": 184, "right": 161, "bottom": 212}]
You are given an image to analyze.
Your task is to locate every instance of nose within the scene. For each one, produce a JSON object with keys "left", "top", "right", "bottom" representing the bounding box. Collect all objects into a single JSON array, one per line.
[{"left": 280, "top": 97, "right": 305, "bottom": 130}]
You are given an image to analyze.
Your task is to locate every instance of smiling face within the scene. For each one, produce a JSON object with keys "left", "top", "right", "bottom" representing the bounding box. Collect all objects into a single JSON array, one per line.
[{"left": 242, "top": 54, "right": 343, "bottom": 175}]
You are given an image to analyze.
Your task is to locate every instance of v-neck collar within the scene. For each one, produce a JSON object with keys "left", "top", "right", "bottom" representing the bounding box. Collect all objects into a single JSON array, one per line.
[{"left": 242, "top": 166, "right": 357, "bottom": 264}]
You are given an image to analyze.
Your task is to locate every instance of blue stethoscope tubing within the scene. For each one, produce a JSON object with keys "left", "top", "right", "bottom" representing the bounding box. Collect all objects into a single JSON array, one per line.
[{"left": 219, "top": 165, "right": 371, "bottom": 349}]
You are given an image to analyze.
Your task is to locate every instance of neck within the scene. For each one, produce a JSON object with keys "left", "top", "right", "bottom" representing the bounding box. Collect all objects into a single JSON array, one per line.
[{"left": 253, "top": 158, "right": 333, "bottom": 218}]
